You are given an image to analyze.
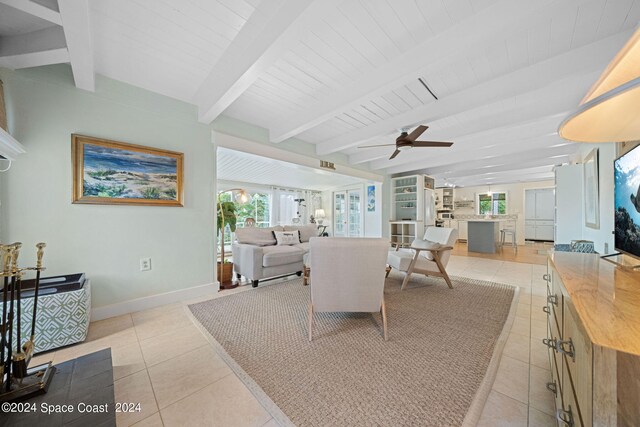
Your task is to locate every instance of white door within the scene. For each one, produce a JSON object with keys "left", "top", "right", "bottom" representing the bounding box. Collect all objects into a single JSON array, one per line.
[
  {"left": 535, "top": 188, "right": 555, "bottom": 220},
  {"left": 348, "top": 190, "right": 362, "bottom": 237},
  {"left": 333, "top": 192, "right": 346, "bottom": 237},
  {"left": 536, "top": 225, "right": 555, "bottom": 240},
  {"left": 333, "top": 190, "right": 363, "bottom": 237},
  {"left": 525, "top": 223, "right": 536, "bottom": 240}
]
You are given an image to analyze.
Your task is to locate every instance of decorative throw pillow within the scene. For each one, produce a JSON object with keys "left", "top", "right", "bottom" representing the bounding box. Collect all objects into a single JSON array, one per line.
[
  {"left": 284, "top": 224, "right": 318, "bottom": 242},
  {"left": 273, "top": 230, "right": 301, "bottom": 245}
]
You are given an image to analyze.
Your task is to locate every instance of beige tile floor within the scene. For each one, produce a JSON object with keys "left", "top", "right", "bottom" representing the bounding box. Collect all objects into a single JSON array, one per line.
[{"left": 31, "top": 255, "right": 556, "bottom": 426}]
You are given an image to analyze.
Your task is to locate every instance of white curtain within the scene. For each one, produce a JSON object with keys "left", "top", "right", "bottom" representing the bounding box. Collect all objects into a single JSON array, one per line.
[
  {"left": 269, "top": 187, "right": 323, "bottom": 225},
  {"left": 271, "top": 188, "right": 299, "bottom": 225}
]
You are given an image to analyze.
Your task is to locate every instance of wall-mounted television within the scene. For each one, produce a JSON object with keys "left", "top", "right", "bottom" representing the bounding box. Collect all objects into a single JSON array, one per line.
[{"left": 614, "top": 144, "right": 640, "bottom": 259}]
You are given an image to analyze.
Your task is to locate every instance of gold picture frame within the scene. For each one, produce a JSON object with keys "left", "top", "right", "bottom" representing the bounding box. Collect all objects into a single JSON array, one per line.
[{"left": 72, "top": 134, "right": 184, "bottom": 206}]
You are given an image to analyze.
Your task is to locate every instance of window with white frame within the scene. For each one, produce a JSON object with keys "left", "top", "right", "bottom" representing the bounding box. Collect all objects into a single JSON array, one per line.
[{"left": 477, "top": 192, "right": 507, "bottom": 215}]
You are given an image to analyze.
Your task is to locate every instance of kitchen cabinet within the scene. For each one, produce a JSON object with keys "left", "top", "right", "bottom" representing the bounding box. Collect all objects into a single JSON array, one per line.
[
  {"left": 525, "top": 188, "right": 555, "bottom": 241},
  {"left": 457, "top": 220, "right": 468, "bottom": 241}
]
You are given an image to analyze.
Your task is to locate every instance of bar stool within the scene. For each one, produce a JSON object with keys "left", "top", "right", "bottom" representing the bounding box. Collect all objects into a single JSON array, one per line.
[{"left": 500, "top": 228, "right": 517, "bottom": 252}]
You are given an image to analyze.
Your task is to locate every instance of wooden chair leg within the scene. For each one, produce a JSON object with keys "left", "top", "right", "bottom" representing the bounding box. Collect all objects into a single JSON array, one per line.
[
  {"left": 433, "top": 253, "right": 454, "bottom": 289},
  {"left": 401, "top": 255, "right": 419, "bottom": 290},
  {"left": 307, "top": 303, "right": 313, "bottom": 342},
  {"left": 385, "top": 265, "right": 391, "bottom": 278},
  {"left": 380, "top": 299, "right": 388, "bottom": 341}
]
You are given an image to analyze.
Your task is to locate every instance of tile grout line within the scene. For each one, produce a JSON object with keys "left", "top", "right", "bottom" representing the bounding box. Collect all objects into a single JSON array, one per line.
[{"left": 155, "top": 371, "right": 235, "bottom": 413}]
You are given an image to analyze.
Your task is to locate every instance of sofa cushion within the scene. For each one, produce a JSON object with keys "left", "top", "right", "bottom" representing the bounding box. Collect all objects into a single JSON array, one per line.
[
  {"left": 294, "top": 242, "right": 310, "bottom": 253},
  {"left": 262, "top": 245, "right": 304, "bottom": 267},
  {"left": 284, "top": 224, "right": 318, "bottom": 242},
  {"left": 274, "top": 230, "right": 300, "bottom": 245},
  {"left": 235, "top": 226, "right": 283, "bottom": 246}
]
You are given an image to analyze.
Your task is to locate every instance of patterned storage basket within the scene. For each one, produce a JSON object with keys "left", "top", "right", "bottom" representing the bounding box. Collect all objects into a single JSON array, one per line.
[{"left": 1, "top": 280, "right": 91, "bottom": 353}]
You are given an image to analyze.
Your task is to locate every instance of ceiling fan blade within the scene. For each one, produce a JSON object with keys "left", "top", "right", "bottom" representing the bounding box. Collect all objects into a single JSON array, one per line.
[
  {"left": 406, "top": 125, "right": 428, "bottom": 142},
  {"left": 357, "top": 143, "right": 397, "bottom": 148},
  {"left": 389, "top": 149, "right": 401, "bottom": 160},
  {"left": 412, "top": 141, "right": 454, "bottom": 147}
]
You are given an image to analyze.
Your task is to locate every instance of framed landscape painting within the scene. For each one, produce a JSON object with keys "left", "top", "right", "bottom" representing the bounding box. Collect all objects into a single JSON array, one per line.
[{"left": 72, "top": 134, "right": 184, "bottom": 206}]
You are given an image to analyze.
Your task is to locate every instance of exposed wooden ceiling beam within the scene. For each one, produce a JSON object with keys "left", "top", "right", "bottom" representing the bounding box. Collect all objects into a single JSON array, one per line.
[
  {"left": 268, "top": 0, "right": 590, "bottom": 143},
  {"left": 348, "top": 112, "right": 569, "bottom": 165},
  {"left": 58, "top": 0, "right": 94, "bottom": 91},
  {"left": 0, "top": 0, "right": 61, "bottom": 25},
  {"left": 426, "top": 145, "right": 578, "bottom": 178},
  {"left": 0, "top": 47, "right": 68, "bottom": 69},
  {"left": 366, "top": 77, "right": 590, "bottom": 173},
  {"left": 316, "top": 30, "right": 630, "bottom": 160},
  {"left": 0, "top": 26, "right": 67, "bottom": 69},
  {"left": 194, "top": 0, "right": 326, "bottom": 124},
  {"left": 451, "top": 170, "right": 557, "bottom": 187}
]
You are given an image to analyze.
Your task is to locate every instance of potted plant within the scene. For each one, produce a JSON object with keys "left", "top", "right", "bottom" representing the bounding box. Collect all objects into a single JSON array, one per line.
[{"left": 217, "top": 198, "right": 238, "bottom": 288}]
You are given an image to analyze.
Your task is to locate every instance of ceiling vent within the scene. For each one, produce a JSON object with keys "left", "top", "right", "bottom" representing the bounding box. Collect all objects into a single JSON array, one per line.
[{"left": 418, "top": 78, "right": 438, "bottom": 101}]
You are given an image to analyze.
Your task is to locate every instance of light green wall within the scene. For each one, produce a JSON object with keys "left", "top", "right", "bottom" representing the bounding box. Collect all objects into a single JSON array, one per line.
[
  {"left": 0, "top": 65, "right": 215, "bottom": 308},
  {"left": 0, "top": 64, "right": 390, "bottom": 308}
]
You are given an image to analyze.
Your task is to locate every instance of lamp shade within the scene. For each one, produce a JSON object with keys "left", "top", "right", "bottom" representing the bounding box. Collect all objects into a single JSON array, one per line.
[
  {"left": 314, "top": 209, "right": 326, "bottom": 218},
  {"left": 559, "top": 28, "right": 640, "bottom": 143}
]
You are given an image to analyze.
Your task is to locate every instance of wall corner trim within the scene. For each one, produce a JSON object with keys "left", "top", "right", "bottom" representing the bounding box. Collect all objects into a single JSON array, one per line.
[{"left": 90, "top": 282, "right": 219, "bottom": 321}]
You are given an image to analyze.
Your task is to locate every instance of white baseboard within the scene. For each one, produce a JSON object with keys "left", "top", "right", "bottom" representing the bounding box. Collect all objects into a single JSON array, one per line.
[{"left": 91, "top": 282, "right": 219, "bottom": 321}]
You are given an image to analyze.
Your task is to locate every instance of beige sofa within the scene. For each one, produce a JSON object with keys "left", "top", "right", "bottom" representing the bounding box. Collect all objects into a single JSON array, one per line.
[{"left": 232, "top": 224, "right": 318, "bottom": 287}]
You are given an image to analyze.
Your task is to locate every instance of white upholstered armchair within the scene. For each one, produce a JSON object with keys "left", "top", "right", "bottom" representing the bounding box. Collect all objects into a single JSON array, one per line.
[
  {"left": 386, "top": 227, "right": 458, "bottom": 290},
  {"left": 308, "top": 237, "right": 390, "bottom": 341}
]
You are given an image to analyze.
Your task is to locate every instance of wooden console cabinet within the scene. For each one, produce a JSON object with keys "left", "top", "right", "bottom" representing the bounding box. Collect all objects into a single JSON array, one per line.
[{"left": 542, "top": 252, "right": 640, "bottom": 426}]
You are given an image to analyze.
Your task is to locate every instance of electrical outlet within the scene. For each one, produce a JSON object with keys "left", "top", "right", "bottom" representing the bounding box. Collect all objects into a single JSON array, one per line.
[{"left": 140, "top": 257, "right": 151, "bottom": 271}]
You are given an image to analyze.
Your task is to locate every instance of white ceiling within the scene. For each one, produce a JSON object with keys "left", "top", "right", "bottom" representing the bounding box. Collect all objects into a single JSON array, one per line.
[
  {"left": 217, "top": 147, "right": 365, "bottom": 191},
  {"left": 0, "top": 0, "right": 637, "bottom": 186}
]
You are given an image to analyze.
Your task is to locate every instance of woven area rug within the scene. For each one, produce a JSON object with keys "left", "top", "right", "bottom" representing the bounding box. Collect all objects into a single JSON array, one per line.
[{"left": 188, "top": 273, "right": 517, "bottom": 427}]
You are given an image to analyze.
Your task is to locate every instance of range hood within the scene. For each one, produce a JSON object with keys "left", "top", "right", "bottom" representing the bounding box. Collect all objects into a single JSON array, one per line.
[{"left": 559, "top": 28, "right": 640, "bottom": 143}]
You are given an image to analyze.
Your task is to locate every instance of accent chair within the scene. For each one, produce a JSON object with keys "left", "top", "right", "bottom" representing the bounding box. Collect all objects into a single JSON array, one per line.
[
  {"left": 307, "top": 237, "right": 389, "bottom": 341},
  {"left": 386, "top": 227, "right": 458, "bottom": 290}
]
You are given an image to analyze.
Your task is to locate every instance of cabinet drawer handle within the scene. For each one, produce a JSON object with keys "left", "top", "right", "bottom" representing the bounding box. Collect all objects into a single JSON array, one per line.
[
  {"left": 556, "top": 407, "right": 574, "bottom": 426},
  {"left": 556, "top": 339, "right": 575, "bottom": 360},
  {"left": 542, "top": 306, "right": 550, "bottom": 314},
  {"left": 542, "top": 338, "right": 557, "bottom": 349},
  {"left": 547, "top": 294, "right": 558, "bottom": 306},
  {"left": 543, "top": 273, "right": 550, "bottom": 282},
  {"left": 546, "top": 381, "right": 557, "bottom": 396}
]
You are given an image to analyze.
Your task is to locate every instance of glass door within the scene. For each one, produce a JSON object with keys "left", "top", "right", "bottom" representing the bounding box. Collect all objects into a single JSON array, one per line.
[
  {"left": 334, "top": 191, "right": 346, "bottom": 237},
  {"left": 348, "top": 190, "right": 362, "bottom": 237}
]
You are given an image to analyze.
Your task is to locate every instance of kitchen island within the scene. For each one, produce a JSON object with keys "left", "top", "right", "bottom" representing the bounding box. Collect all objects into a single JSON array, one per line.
[{"left": 467, "top": 219, "right": 501, "bottom": 253}]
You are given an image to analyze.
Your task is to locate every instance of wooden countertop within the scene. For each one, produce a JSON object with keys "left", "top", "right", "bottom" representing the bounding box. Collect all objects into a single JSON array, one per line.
[{"left": 548, "top": 251, "right": 640, "bottom": 356}]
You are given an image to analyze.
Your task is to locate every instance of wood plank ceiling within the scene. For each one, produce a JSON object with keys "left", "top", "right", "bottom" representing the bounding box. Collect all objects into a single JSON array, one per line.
[{"left": 0, "top": 0, "right": 638, "bottom": 186}]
